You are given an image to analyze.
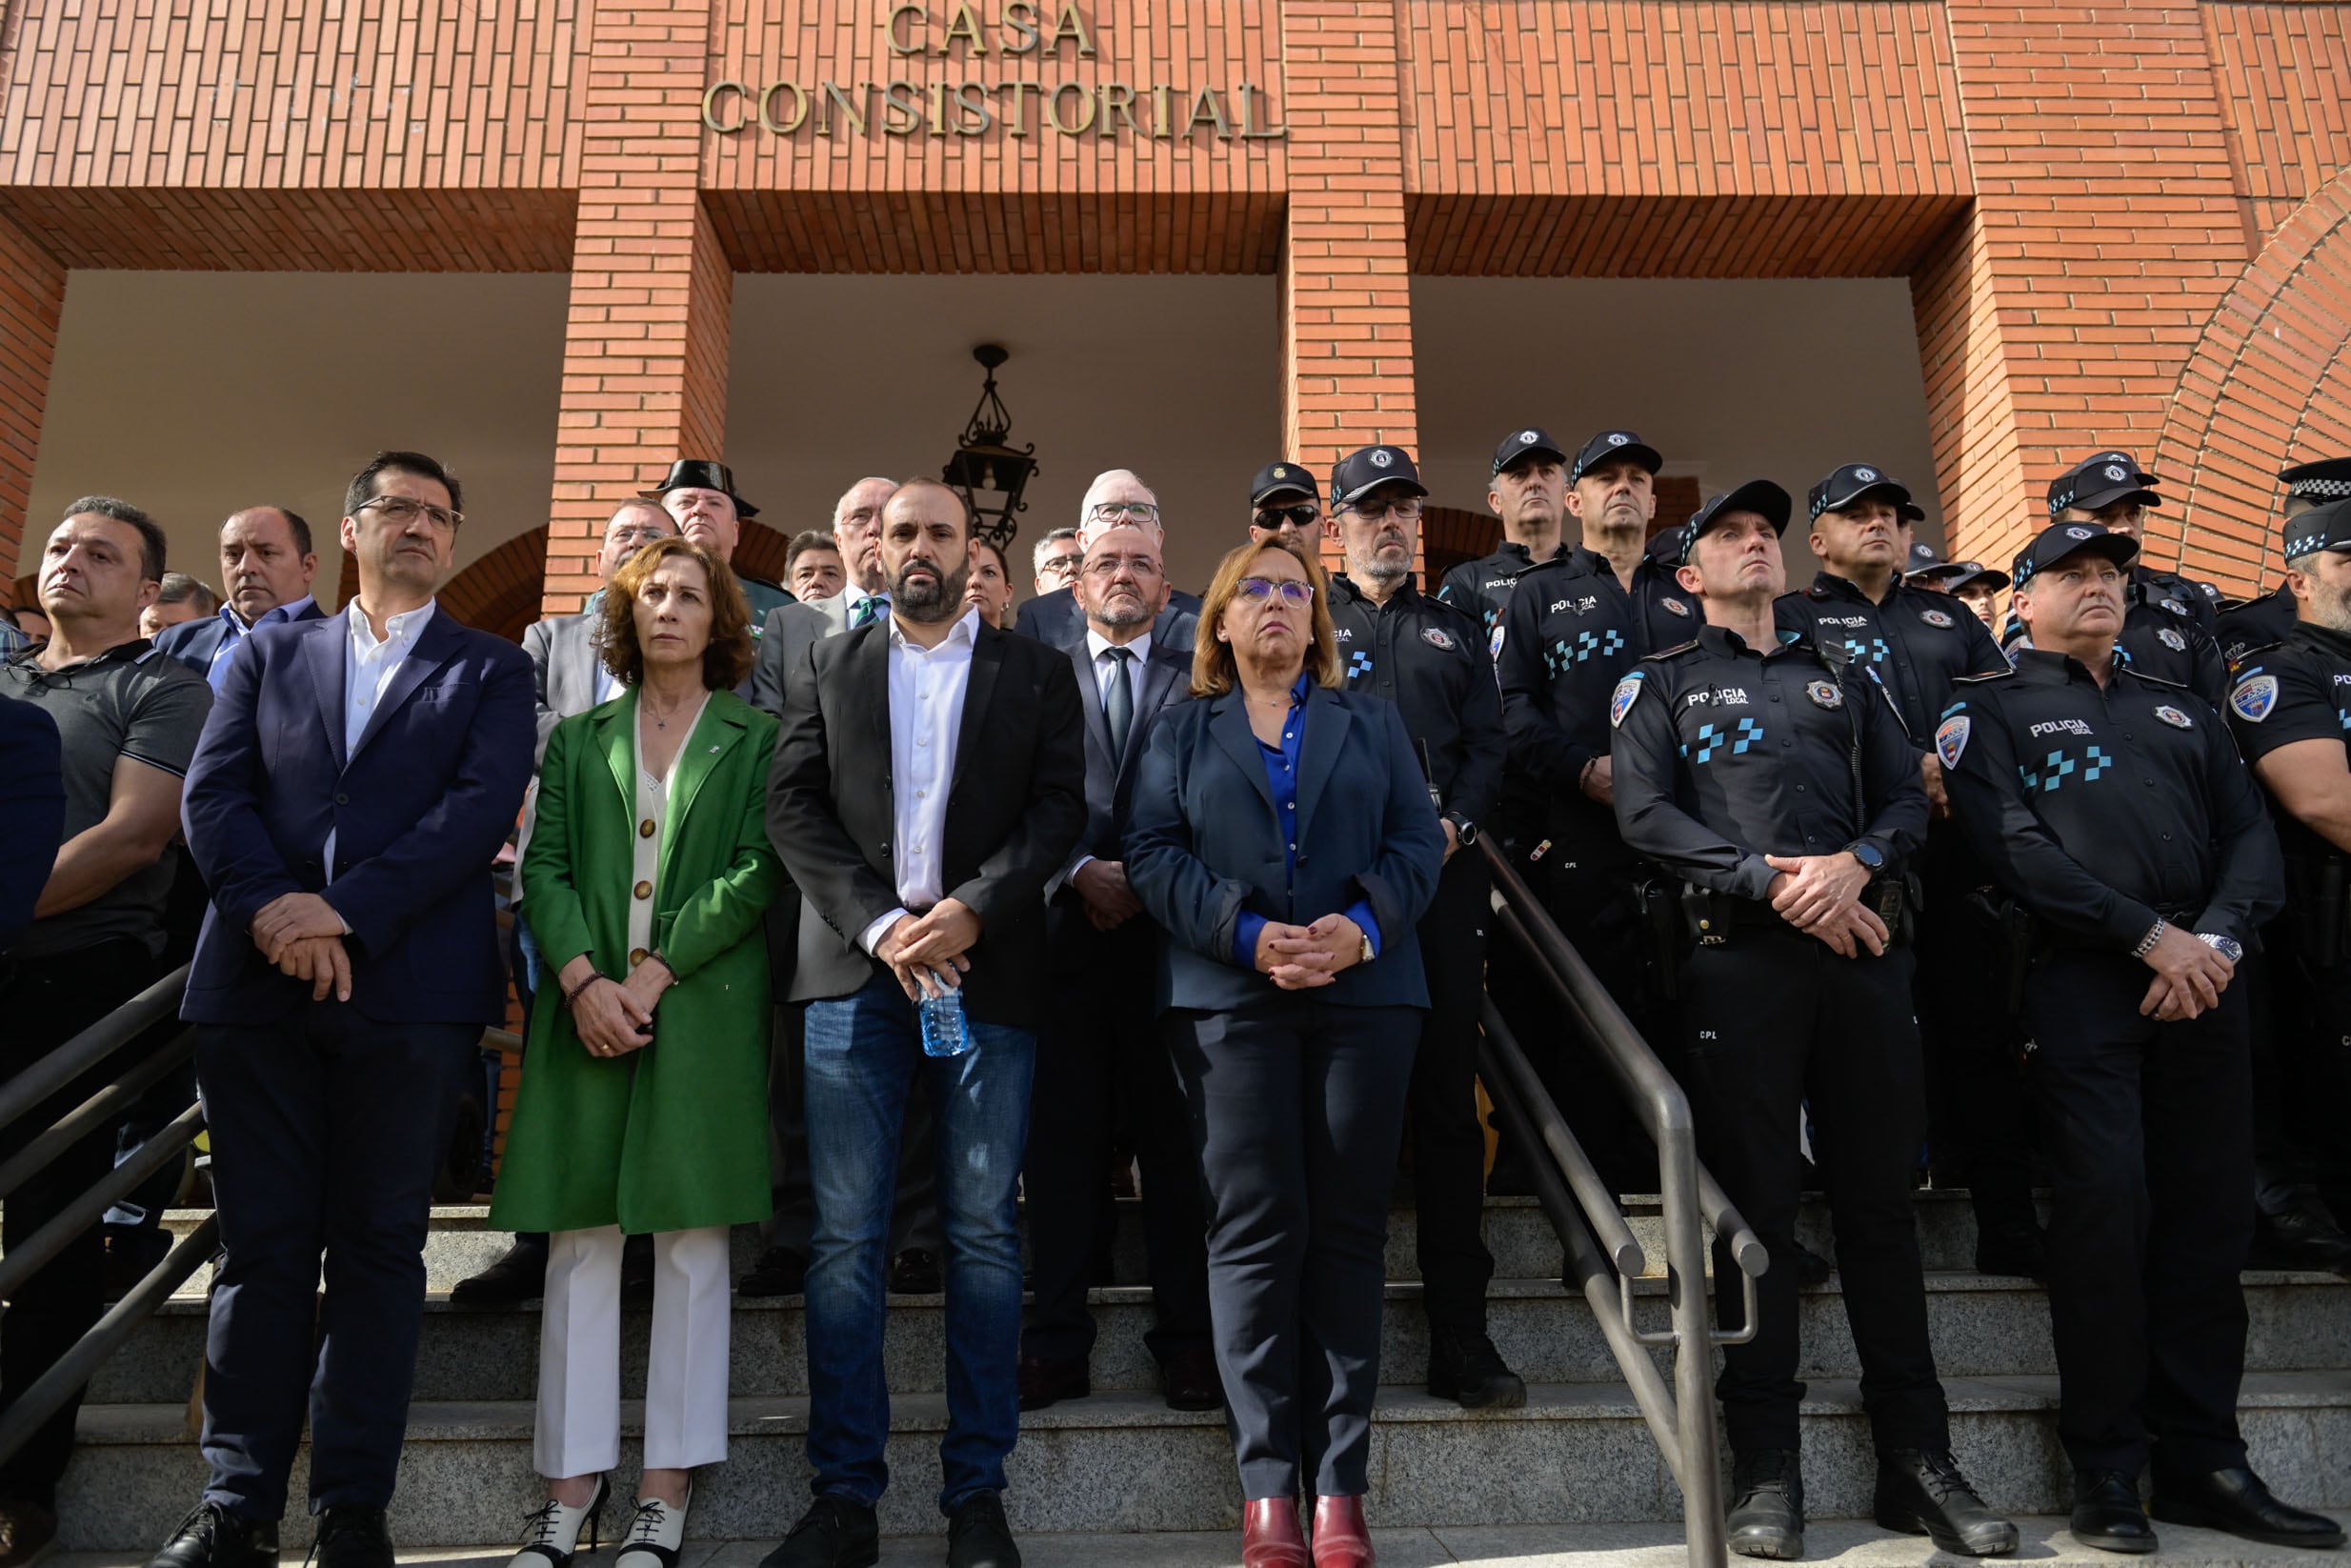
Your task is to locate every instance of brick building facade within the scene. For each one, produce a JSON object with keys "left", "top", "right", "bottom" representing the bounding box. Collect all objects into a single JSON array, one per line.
[{"left": 3, "top": 0, "right": 2348, "bottom": 620}]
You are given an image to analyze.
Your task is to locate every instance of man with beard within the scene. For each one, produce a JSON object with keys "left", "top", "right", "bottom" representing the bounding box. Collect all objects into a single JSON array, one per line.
[
  {"left": 2218, "top": 458, "right": 2351, "bottom": 673},
  {"left": 1321, "top": 444, "right": 1522, "bottom": 1409},
  {"left": 761, "top": 477, "right": 1084, "bottom": 1568},
  {"left": 2224, "top": 493, "right": 2351, "bottom": 1275}
]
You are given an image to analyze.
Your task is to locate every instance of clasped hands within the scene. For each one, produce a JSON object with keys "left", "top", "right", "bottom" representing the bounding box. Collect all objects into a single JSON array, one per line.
[
  {"left": 1252, "top": 914, "right": 1365, "bottom": 991},
  {"left": 2137, "top": 924, "right": 2234, "bottom": 1023},
  {"left": 1763, "top": 852, "right": 1889, "bottom": 959},
  {"left": 876, "top": 897, "right": 982, "bottom": 1001},
  {"left": 251, "top": 892, "right": 352, "bottom": 1002},
  {"left": 566, "top": 955, "right": 676, "bottom": 1058}
]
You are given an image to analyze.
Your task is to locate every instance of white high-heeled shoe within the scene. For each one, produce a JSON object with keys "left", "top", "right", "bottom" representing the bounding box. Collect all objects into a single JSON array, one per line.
[
  {"left": 510, "top": 1476, "right": 610, "bottom": 1568},
  {"left": 613, "top": 1484, "right": 692, "bottom": 1568}
]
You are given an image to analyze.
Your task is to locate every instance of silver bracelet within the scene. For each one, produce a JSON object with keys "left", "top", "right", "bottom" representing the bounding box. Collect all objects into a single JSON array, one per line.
[{"left": 2132, "top": 918, "right": 2167, "bottom": 959}]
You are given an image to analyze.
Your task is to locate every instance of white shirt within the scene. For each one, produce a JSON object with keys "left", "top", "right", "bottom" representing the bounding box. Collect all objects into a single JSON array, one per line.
[
  {"left": 857, "top": 607, "right": 980, "bottom": 955},
  {"left": 324, "top": 598, "right": 436, "bottom": 883},
  {"left": 1069, "top": 628, "right": 1153, "bottom": 879},
  {"left": 207, "top": 594, "right": 316, "bottom": 691}
]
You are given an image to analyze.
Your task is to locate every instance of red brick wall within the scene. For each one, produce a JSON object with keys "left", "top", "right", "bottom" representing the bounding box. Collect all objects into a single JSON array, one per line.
[{"left": 0, "top": 212, "right": 63, "bottom": 578}]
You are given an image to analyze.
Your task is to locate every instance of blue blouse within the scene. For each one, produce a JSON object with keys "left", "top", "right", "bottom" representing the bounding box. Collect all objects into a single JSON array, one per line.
[{"left": 1232, "top": 673, "right": 1384, "bottom": 968}]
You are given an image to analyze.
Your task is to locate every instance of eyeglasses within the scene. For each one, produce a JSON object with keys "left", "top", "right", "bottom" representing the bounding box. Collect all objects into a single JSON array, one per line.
[
  {"left": 1037, "top": 554, "right": 1082, "bottom": 580},
  {"left": 1254, "top": 503, "right": 1318, "bottom": 531},
  {"left": 1235, "top": 576, "right": 1315, "bottom": 607},
  {"left": 358, "top": 496, "right": 463, "bottom": 532},
  {"left": 1086, "top": 500, "right": 1161, "bottom": 525},
  {"left": 1083, "top": 553, "right": 1160, "bottom": 579},
  {"left": 1336, "top": 497, "right": 1423, "bottom": 523}
]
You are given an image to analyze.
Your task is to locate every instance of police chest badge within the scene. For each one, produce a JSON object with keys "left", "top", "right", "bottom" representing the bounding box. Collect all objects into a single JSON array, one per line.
[
  {"left": 1936, "top": 714, "right": 1971, "bottom": 769},
  {"left": 1661, "top": 596, "right": 1691, "bottom": 617},
  {"left": 2158, "top": 627, "right": 2186, "bottom": 652},
  {"left": 1610, "top": 672, "right": 1646, "bottom": 727},
  {"left": 1805, "top": 679, "right": 1843, "bottom": 709},
  {"left": 1420, "top": 626, "right": 1457, "bottom": 652},
  {"left": 2161, "top": 598, "right": 2190, "bottom": 617},
  {"left": 2230, "top": 673, "right": 2279, "bottom": 723},
  {"left": 1920, "top": 609, "right": 1955, "bottom": 629},
  {"left": 2154, "top": 705, "right": 2194, "bottom": 730}
]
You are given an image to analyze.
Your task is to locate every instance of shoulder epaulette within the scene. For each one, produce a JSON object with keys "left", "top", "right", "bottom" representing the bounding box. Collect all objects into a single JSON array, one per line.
[
  {"left": 1648, "top": 639, "right": 1702, "bottom": 661},
  {"left": 2118, "top": 664, "right": 2189, "bottom": 692},
  {"left": 1950, "top": 667, "right": 2015, "bottom": 687}
]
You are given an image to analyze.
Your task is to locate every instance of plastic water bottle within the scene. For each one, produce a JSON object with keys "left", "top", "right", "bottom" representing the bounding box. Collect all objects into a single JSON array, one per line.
[{"left": 918, "top": 978, "right": 974, "bottom": 1058}]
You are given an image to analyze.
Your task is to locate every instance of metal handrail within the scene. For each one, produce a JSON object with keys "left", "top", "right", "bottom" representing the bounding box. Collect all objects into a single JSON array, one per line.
[
  {"left": 1478, "top": 836, "right": 1766, "bottom": 1568},
  {"left": 0, "top": 1030, "right": 193, "bottom": 1202},
  {"left": 1479, "top": 1001, "right": 1646, "bottom": 1277},
  {"left": 0, "top": 1101, "right": 205, "bottom": 1302},
  {"left": 0, "top": 963, "right": 191, "bottom": 1136}
]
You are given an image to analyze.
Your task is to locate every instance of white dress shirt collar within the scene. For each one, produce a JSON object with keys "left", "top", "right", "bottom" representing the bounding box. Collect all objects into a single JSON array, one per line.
[{"left": 1084, "top": 626, "right": 1152, "bottom": 667}]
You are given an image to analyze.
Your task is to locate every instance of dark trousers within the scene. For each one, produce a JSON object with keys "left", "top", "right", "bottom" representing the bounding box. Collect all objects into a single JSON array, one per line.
[
  {"left": 1408, "top": 851, "right": 1497, "bottom": 1332},
  {"left": 1678, "top": 927, "right": 1949, "bottom": 1456},
  {"left": 1167, "top": 1000, "right": 1417, "bottom": 1500},
  {"left": 1915, "top": 835, "right": 2039, "bottom": 1229},
  {"left": 0, "top": 936, "right": 150, "bottom": 1507},
  {"left": 1023, "top": 916, "right": 1209, "bottom": 1365},
  {"left": 2252, "top": 942, "right": 2351, "bottom": 1216},
  {"left": 195, "top": 1005, "right": 476, "bottom": 1519},
  {"left": 2023, "top": 949, "right": 2253, "bottom": 1478}
]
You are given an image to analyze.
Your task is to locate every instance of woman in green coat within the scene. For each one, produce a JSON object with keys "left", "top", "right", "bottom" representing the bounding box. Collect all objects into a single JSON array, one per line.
[{"left": 492, "top": 537, "right": 779, "bottom": 1565}]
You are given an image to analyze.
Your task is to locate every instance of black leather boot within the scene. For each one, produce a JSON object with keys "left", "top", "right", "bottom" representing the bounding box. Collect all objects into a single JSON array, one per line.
[
  {"left": 1727, "top": 1449, "right": 1805, "bottom": 1560},
  {"left": 1875, "top": 1448, "right": 2019, "bottom": 1556},
  {"left": 1426, "top": 1327, "right": 1528, "bottom": 1410}
]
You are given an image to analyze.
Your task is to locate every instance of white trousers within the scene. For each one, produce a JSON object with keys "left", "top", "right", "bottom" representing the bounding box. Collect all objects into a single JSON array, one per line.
[{"left": 533, "top": 1224, "right": 732, "bottom": 1478}]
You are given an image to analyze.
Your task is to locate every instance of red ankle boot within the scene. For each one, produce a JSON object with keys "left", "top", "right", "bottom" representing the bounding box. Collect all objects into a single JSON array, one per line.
[
  {"left": 1312, "top": 1494, "right": 1375, "bottom": 1568},
  {"left": 1242, "top": 1497, "right": 1309, "bottom": 1568}
]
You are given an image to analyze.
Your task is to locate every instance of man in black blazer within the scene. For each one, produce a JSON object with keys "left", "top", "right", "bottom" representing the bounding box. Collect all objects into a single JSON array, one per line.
[
  {"left": 151, "top": 507, "right": 326, "bottom": 688},
  {"left": 1010, "top": 470, "right": 1202, "bottom": 652},
  {"left": 761, "top": 478, "right": 1085, "bottom": 1568},
  {"left": 1016, "top": 523, "right": 1215, "bottom": 1416}
]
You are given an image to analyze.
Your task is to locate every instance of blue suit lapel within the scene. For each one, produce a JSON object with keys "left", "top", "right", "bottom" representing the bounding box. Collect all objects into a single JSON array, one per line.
[
  {"left": 1294, "top": 685, "right": 1352, "bottom": 846},
  {"left": 310, "top": 617, "right": 351, "bottom": 770},
  {"left": 1209, "top": 694, "right": 1276, "bottom": 814}
]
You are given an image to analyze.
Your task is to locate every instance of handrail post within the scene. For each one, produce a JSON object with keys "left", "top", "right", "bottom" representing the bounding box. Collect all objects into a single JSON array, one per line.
[{"left": 1658, "top": 1096, "right": 1728, "bottom": 1567}]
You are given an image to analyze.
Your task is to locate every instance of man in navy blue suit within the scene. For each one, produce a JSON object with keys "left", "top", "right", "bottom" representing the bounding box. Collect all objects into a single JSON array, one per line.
[
  {"left": 152, "top": 507, "right": 326, "bottom": 688},
  {"left": 151, "top": 452, "right": 533, "bottom": 1568}
]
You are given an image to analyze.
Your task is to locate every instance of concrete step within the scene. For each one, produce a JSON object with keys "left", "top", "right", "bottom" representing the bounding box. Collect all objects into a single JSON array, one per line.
[
  {"left": 152, "top": 1187, "right": 2037, "bottom": 1297},
  {"left": 57, "top": 1372, "right": 2351, "bottom": 1551},
  {"left": 92, "top": 1267, "right": 2348, "bottom": 1407}
]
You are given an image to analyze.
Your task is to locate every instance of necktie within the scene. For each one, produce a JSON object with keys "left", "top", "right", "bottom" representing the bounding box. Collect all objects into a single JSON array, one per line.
[
  {"left": 851, "top": 595, "right": 881, "bottom": 629},
  {"left": 1103, "top": 645, "right": 1135, "bottom": 758}
]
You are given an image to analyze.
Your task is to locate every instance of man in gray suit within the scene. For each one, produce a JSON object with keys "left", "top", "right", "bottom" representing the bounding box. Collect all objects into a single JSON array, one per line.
[
  {"left": 450, "top": 499, "right": 671, "bottom": 1305},
  {"left": 743, "top": 476, "right": 945, "bottom": 1298}
]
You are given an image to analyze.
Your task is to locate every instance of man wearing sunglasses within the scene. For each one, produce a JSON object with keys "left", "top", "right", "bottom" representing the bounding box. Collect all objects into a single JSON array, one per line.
[
  {"left": 1248, "top": 461, "right": 1323, "bottom": 553},
  {"left": 1010, "top": 471, "right": 1201, "bottom": 653},
  {"left": 1322, "top": 444, "right": 1524, "bottom": 1413}
]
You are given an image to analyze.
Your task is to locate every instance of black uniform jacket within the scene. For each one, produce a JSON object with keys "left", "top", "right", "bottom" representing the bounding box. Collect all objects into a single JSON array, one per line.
[
  {"left": 1435, "top": 538, "right": 1573, "bottom": 638},
  {"left": 1327, "top": 573, "right": 1504, "bottom": 834},
  {"left": 1774, "top": 572, "right": 2009, "bottom": 747},
  {"left": 1611, "top": 624, "right": 1928, "bottom": 904},
  {"left": 1939, "top": 649, "right": 2281, "bottom": 954}
]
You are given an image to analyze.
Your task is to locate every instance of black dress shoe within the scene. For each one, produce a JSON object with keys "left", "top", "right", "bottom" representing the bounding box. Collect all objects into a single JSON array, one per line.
[
  {"left": 1016, "top": 1354, "right": 1090, "bottom": 1411},
  {"left": 1159, "top": 1345, "right": 1223, "bottom": 1413},
  {"left": 147, "top": 1500, "right": 280, "bottom": 1568},
  {"left": 1727, "top": 1449, "right": 1804, "bottom": 1560},
  {"left": 450, "top": 1235, "right": 551, "bottom": 1305},
  {"left": 947, "top": 1492, "right": 1022, "bottom": 1568},
  {"left": 739, "top": 1245, "right": 811, "bottom": 1297},
  {"left": 2151, "top": 1466, "right": 2346, "bottom": 1548},
  {"left": 2248, "top": 1194, "right": 2351, "bottom": 1277},
  {"left": 1426, "top": 1328, "right": 1528, "bottom": 1410},
  {"left": 2071, "top": 1469, "right": 2157, "bottom": 1554},
  {"left": 1973, "top": 1221, "right": 2048, "bottom": 1281},
  {"left": 311, "top": 1507, "right": 393, "bottom": 1568},
  {"left": 759, "top": 1497, "right": 879, "bottom": 1568},
  {"left": 889, "top": 1247, "right": 942, "bottom": 1294},
  {"left": 1874, "top": 1449, "right": 2019, "bottom": 1556}
]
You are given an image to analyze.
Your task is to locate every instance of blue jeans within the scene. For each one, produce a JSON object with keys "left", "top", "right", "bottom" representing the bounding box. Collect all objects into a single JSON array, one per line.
[{"left": 802, "top": 974, "right": 1035, "bottom": 1514}]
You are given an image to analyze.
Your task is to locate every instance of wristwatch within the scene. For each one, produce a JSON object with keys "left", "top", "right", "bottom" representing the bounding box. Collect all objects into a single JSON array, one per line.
[
  {"left": 1444, "top": 813, "right": 1478, "bottom": 847},
  {"left": 2197, "top": 933, "right": 2244, "bottom": 964},
  {"left": 1358, "top": 929, "right": 1376, "bottom": 965},
  {"left": 1845, "top": 840, "right": 1886, "bottom": 873}
]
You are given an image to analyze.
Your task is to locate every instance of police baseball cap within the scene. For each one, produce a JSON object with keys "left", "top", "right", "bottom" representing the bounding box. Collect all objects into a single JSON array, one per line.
[
  {"left": 1568, "top": 430, "right": 1664, "bottom": 483},
  {"left": 1907, "top": 541, "right": 1943, "bottom": 574},
  {"left": 1681, "top": 479, "right": 1793, "bottom": 556},
  {"left": 2283, "top": 497, "right": 2351, "bottom": 560},
  {"left": 1937, "top": 561, "right": 2012, "bottom": 594},
  {"left": 1809, "top": 462, "right": 1925, "bottom": 524},
  {"left": 2047, "top": 451, "right": 2160, "bottom": 516},
  {"left": 2281, "top": 457, "right": 2351, "bottom": 507},
  {"left": 1644, "top": 525, "right": 1685, "bottom": 569},
  {"left": 1491, "top": 426, "right": 1569, "bottom": 475},
  {"left": 1250, "top": 461, "right": 1318, "bottom": 508},
  {"left": 2009, "top": 520, "right": 2140, "bottom": 590},
  {"left": 1331, "top": 445, "right": 1428, "bottom": 507}
]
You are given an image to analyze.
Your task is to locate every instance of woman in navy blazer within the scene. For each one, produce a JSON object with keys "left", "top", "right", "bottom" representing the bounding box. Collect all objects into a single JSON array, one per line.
[{"left": 1125, "top": 539, "right": 1444, "bottom": 1568}]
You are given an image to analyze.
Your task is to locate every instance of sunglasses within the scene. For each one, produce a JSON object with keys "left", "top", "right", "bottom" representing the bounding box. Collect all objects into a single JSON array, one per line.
[
  {"left": 1254, "top": 503, "right": 1318, "bottom": 531},
  {"left": 1236, "top": 576, "right": 1315, "bottom": 607}
]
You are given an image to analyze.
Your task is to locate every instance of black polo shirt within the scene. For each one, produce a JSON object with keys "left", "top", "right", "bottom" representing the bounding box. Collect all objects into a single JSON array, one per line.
[
  {"left": 1435, "top": 538, "right": 1573, "bottom": 640},
  {"left": 1774, "top": 571, "right": 2009, "bottom": 748},
  {"left": 1326, "top": 573, "right": 1504, "bottom": 834},
  {"left": 2224, "top": 621, "right": 2351, "bottom": 864}
]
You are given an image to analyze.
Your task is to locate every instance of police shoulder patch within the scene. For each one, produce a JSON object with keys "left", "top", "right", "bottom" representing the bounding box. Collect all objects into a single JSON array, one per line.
[
  {"left": 1488, "top": 622, "right": 1508, "bottom": 660},
  {"left": 2230, "top": 673, "right": 2279, "bottom": 723},
  {"left": 2154, "top": 705, "right": 2195, "bottom": 730},
  {"left": 1936, "top": 714, "right": 1971, "bottom": 769},
  {"left": 1610, "top": 671, "right": 1647, "bottom": 728}
]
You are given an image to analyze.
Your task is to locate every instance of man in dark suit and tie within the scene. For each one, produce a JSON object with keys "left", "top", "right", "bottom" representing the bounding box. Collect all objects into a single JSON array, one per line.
[
  {"left": 1016, "top": 521, "right": 1214, "bottom": 1415},
  {"left": 760, "top": 477, "right": 1085, "bottom": 1568},
  {"left": 151, "top": 451, "right": 534, "bottom": 1568},
  {"left": 1010, "top": 471, "right": 1202, "bottom": 653},
  {"left": 152, "top": 507, "right": 327, "bottom": 688}
]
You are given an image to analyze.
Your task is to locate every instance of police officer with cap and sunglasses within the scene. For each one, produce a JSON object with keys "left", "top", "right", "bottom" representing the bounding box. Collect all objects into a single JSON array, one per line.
[
  {"left": 1248, "top": 462, "right": 1324, "bottom": 555},
  {"left": 1939, "top": 520, "right": 2338, "bottom": 1555},
  {"left": 1612, "top": 480, "right": 2015, "bottom": 1562},
  {"left": 1320, "top": 443, "right": 1524, "bottom": 1410}
]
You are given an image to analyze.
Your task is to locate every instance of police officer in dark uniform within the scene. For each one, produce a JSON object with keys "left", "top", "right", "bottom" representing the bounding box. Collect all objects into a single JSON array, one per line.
[
  {"left": 1940, "top": 520, "right": 2339, "bottom": 1554},
  {"left": 1247, "top": 461, "right": 1324, "bottom": 554},
  {"left": 1435, "top": 426, "right": 1576, "bottom": 638},
  {"left": 1773, "top": 464, "right": 2039, "bottom": 1273},
  {"left": 1613, "top": 480, "right": 2016, "bottom": 1561},
  {"left": 1492, "top": 428, "right": 1692, "bottom": 1191},
  {"left": 2218, "top": 458, "right": 2351, "bottom": 672},
  {"left": 1320, "top": 442, "right": 1525, "bottom": 1409},
  {"left": 2224, "top": 493, "right": 2351, "bottom": 1274},
  {"left": 2016, "top": 452, "right": 2228, "bottom": 704}
]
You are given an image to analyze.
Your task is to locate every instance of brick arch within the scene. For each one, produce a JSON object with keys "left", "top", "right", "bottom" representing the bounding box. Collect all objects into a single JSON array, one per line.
[{"left": 2153, "top": 171, "right": 2351, "bottom": 595}]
